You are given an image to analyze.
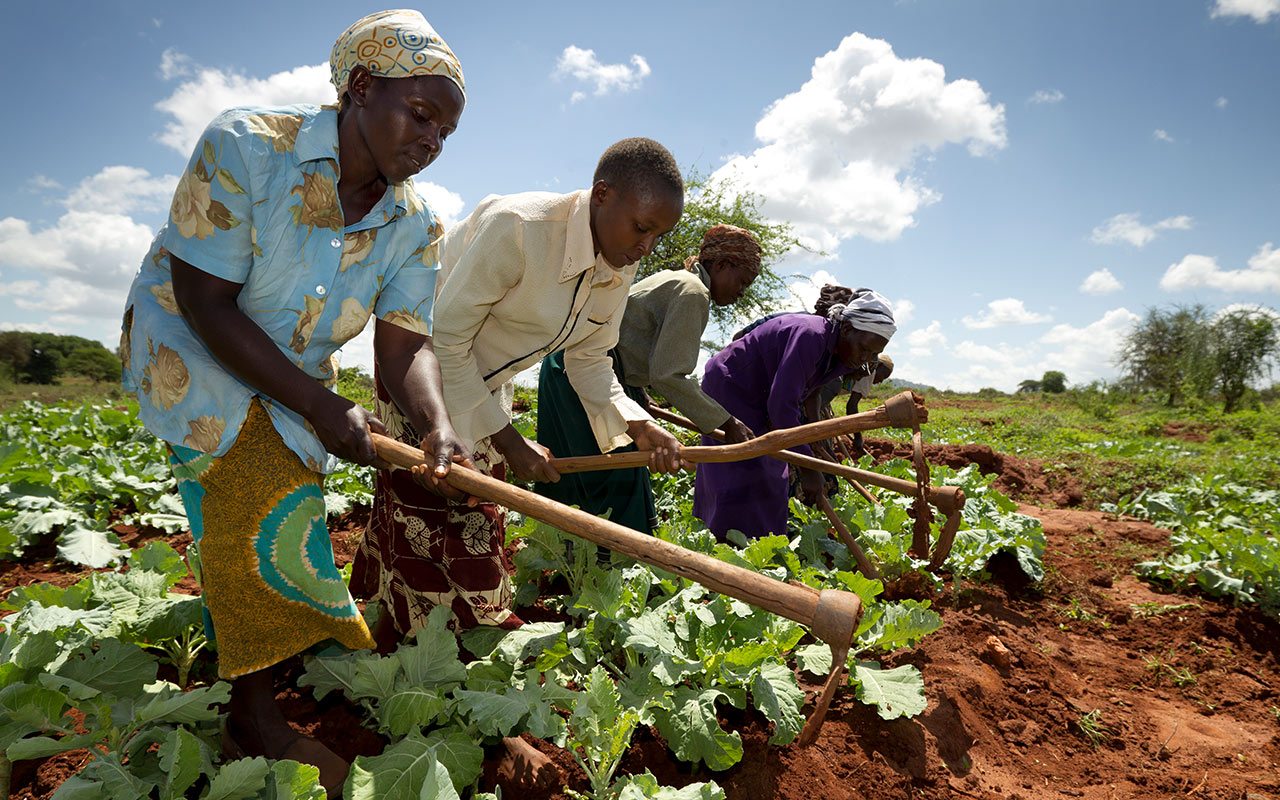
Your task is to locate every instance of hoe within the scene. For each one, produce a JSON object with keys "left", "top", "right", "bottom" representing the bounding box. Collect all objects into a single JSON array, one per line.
[{"left": 371, "top": 391, "right": 959, "bottom": 744}]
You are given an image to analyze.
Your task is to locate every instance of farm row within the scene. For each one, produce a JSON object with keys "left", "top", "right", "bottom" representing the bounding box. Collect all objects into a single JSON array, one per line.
[{"left": 1, "top": 396, "right": 1277, "bottom": 798}]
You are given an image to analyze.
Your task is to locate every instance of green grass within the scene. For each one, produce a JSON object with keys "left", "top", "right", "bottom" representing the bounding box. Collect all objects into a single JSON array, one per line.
[
  {"left": 861, "top": 389, "right": 1280, "bottom": 506},
  {"left": 0, "top": 375, "right": 127, "bottom": 413}
]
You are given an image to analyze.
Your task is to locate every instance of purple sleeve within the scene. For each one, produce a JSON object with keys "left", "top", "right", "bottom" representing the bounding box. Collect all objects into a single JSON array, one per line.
[{"left": 765, "top": 324, "right": 826, "bottom": 457}]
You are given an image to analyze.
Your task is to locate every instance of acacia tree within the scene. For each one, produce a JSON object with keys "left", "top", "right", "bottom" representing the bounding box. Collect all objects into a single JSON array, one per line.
[
  {"left": 1116, "top": 305, "right": 1214, "bottom": 406},
  {"left": 1040, "top": 370, "right": 1067, "bottom": 393},
  {"left": 1212, "top": 308, "right": 1279, "bottom": 412},
  {"left": 636, "top": 169, "right": 806, "bottom": 333}
]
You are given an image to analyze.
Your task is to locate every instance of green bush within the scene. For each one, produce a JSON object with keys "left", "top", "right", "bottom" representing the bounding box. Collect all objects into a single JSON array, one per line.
[{"left": 336, "top": 365, "right": 375, "bottom": 408}]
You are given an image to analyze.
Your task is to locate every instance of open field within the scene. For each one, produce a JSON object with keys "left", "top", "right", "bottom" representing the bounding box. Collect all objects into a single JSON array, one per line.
[
  {"left": 1, "top": 392, "right": 1276, "bottom": 799},
  {"left": 0, "top": 377, "right": 128, "bottom": 414},
  {"left": 870, "top": 390, "right": 1280, "bottom": 507}
]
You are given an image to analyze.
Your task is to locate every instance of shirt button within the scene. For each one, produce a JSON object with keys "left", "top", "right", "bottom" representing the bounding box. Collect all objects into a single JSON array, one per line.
[
  {"left": 330, "top": 237, "right": 341, "bottom": 248},
  {"left": 315, "top": 285, "right": 327, "bottom": 296}
]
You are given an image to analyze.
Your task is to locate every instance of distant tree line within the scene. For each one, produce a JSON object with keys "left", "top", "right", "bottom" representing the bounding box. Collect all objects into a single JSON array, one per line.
[
  {"left": 1116, "top": 304, "right": 1279, "bottom": 413},
  {"left": 0, "top": 331, "right": 121, "bottom": 385},
  {"left": 1018, "top": 370, "right": 1067, "bottom": 394}
]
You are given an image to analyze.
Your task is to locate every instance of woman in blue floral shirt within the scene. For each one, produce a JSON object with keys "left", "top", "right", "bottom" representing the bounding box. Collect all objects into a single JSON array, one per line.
[{"left": 119, "top": 11, "right": 467, "bottom": 794}]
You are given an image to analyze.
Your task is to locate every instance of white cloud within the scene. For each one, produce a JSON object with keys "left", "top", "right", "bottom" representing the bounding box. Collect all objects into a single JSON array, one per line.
[
  {"left": 27, "top": 175, "right": 62, "bottom": 192},
  {"left": 1080, "top": 268, "right": 1123, "bottom": 295},
  {"left": 159, "top": 48, "right": 194, "bottom": 80},
  {"left": 961, "top": 298, "right": 1052, "bottom": 329},
  {"left": 711, "top": 32, "right": 1006, "bottom": 249},
  {"left": 0, "top": 279, "right": 41, "bottom": 297},
  {"left": 930, "top": 307, "right": 1139, "bottom": 391},
  {"left": 892, "top": 298, "right": 916, "bottom": 326},
  {"left": 1215, "top": 96, "right": 1229, "bottom": 109},
  {"left": 1038, "top": 307, "right": 1140, "bottom": 383},
  {"left": 553, "top": 46, "right": 651, "bottom": 102},
  {"left": 0, "top": 320, "right": 70, "bottom": 334},
  {"left": 1160, "top": 243, "right": 1280, "bottom": 292},
  {"left": 415, "top": 181, "right": 465, "bottom": 228},
  {"left": 155, "top": 55, "right": 332, "bottom": 155},
  {"left": 906, "top": 320, "right": 945, "bottom": 356},
  {"left": 0, "top": 184, "right": 160, "bottom": 295},
  {"left": 1028, "top": 89, "right": 1064, "bottom": 105},
  {"left": 1156, "top": 215, "right": 1194, "bottom": 231},
  {"left": 953, "top": 340, "right": 1013, "bottom": 363},
  {"left": 783, "top": 269, "right": 838, "bottom": 314},
  {"left": 1090, "top": 212, "right": 1193, "bottom": 247},
  {"left": 1211, "top": 0, "right": 1280, "bottom": 22},
  {"left": 64, "top": 165, "right": 178, "bottom": 215},
  {"left": 1214, "top": 302, "right": 1280, "bottom": 323},
  {"left": 940, "top": 339, "right": 1033, "bottom": 392},
  {"left": 1153, "top": 129, "right": 1175, "bottom": 143},
  {"left": 13, "top": 276, "right": 106, "bottom": 315}
]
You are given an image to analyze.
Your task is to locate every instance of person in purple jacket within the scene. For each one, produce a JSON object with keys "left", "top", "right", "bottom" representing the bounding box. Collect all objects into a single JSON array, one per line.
[{"left": 693, "top": 288, "right": 897, "bottom": 539}]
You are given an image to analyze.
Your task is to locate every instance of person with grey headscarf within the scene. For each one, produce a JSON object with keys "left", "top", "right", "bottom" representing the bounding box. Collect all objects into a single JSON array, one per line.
[{"left": 693, "top": 288, "right": 897, "bottom": 539}]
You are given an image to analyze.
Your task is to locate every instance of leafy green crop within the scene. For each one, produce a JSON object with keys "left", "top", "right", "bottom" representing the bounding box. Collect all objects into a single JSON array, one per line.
[
  {"left": 1112, "top": 475, "right": 1280, "bottom": 617},
  {"left": 0, "top": 401, "right": 182, "bottom": 567},
  {"left": 0, "top": 397, "right": 1088, "bottom": 798},
  {"left": 786, "top": 458, "right": 1046, "bottom": 585},
  {"left": 0, "top": 541, "right": 328, "bottom": 799},
  {"left": 0, "top": 400, "right": 374, "bottom": 567}
]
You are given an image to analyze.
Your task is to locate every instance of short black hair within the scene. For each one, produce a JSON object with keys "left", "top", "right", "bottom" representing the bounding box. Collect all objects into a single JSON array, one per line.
[{"left": 593, "top": 138, "right": 683, "bottom": 200}]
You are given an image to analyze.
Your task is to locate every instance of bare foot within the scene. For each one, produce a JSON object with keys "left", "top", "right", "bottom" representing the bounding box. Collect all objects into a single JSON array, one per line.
[
  {"left": 495, "top": 735, "right": 561, "bottom": 797},
  {"left": 226, "top": 714, "right": 349, "bottom": 798},
  {"left": 227, "top": 668, "right": 349, "bottom": 798}
]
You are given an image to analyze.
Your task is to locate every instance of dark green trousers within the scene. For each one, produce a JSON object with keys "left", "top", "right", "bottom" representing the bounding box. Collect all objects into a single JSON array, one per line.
[{"left": 533, "top": 350, "right": 657, "bottom": 534}]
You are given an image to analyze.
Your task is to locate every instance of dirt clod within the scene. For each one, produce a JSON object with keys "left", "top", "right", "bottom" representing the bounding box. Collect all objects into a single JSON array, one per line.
[{"left": 984, "top": 635, "right": 1013, "bottom": 671}]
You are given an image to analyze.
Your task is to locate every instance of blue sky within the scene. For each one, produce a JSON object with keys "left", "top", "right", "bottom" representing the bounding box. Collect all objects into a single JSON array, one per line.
[{"left": 1, "top": 0, "right": 1277, "bottom": 391}]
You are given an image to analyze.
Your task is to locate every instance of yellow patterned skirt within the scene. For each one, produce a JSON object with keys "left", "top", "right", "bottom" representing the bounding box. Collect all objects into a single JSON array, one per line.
[{"left": 168, "top": 399, "right": 375, "bottom": 678}]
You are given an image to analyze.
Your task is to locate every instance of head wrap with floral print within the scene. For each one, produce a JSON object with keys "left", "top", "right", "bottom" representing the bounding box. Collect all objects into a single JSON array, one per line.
[{"left": 330, "top": 9, "right": 465, "bottom": 100}]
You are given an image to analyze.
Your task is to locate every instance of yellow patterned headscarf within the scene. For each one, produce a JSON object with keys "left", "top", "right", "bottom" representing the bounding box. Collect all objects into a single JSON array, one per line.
[{"left": 330, "top": 10, "right": 465, "bottom": 100}]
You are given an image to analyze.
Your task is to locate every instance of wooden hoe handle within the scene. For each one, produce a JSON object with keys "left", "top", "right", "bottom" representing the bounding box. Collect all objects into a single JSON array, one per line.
[
  {"left": 643, "top": 398, "right": 967, "bottom": 571},
  {"left": 549, "top": 391, "right": 927, "bottom": 474},
  {"left": 370, "top": 432, "right": 861, "bottom": 743},
  {"left": 647, "top": 406, "right": 882, "bottom": 507}
]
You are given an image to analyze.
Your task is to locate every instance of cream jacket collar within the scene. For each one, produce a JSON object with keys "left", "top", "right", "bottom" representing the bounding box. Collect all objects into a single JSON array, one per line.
[{"left": 562, "top": 190, "right": 624, "bottom": 289}]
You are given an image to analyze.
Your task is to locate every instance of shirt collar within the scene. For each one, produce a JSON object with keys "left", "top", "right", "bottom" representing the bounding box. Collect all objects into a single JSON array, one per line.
[
  {"left": 294, "top": 106, "right": 340, "bottom": 165},
  {"left": 562, "top": 189, "right": 604, "bottom": 283},
  {"left": 692, "top": 261, "right": 711, "bottom": 289},
  {"left": 296, "top": 106, "right": 414, "bottom": 226}
]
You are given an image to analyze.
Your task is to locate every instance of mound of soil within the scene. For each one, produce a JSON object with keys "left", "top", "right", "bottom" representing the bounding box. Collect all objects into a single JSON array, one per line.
[
  {"left": 751, "top": 505, "right": 1278, "bottom": 800},
  {"left": 1161, "top": 422, "right": 1213, "bottom": 443},
  {"left": 865, "top": 439, "right": 1086, "bottom": 508}
]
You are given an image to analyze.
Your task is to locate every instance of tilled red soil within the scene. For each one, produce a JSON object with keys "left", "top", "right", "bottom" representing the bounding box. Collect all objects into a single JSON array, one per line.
[
  {"left": 865, "top": 439, "right": 1087, "bottom": 508},
  {"left": 4, "top": 454, "right": 1278, "bottom": 800}
]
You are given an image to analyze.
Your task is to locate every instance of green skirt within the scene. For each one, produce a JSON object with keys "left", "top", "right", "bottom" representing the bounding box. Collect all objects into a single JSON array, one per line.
[{"left": 533, "top": 350, "right": 657, "bottom": 534}]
